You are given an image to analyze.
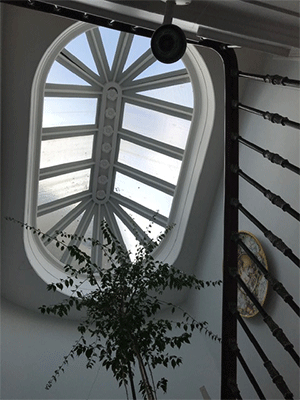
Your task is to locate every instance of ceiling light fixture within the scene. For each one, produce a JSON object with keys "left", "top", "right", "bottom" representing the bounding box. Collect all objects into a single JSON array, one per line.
[{"left": 151, "top": 0, "right": 190, "bottom": 64}]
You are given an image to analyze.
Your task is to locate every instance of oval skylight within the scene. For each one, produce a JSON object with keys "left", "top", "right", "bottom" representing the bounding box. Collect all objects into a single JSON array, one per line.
[{"left": 24, "top": 21, "right": 221, "bottom": 291}]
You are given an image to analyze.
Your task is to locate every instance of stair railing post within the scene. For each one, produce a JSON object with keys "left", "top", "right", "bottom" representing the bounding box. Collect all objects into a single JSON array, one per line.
[{"left": 219, "top": 45, "right": 239, "bottom": 400}]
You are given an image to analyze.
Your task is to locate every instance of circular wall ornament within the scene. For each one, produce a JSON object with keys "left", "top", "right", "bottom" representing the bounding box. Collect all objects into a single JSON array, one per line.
[{"left": 237, "top": 231, "right": 268, "bottom": 318}]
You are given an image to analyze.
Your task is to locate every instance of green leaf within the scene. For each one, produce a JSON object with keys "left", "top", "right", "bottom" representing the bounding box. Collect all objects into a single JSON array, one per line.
[{"left": 85, "top": 348, "right": 93, "bottom": 359}]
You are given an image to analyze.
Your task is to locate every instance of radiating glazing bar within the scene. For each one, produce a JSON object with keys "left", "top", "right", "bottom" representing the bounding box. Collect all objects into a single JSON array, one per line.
[
  {"left": 236, "top": 136, "right": 300, "bottom": 175},
  {"left": 43, "top": 198, "right": 93, "bottom": 246},
  {"left": 119, "top": 49, "right": 156, "bottom": 86},
  {"left": 239, "top": 71, "right": 300, "bottom": 88},
  {"left": 58, "top": 51, "right": 103, "bottom": 88},
  {"left": 86, "top": 29, "right": 110, "bottom": 83},
  {"left": 37, "top": 191, "right": 91, "bottom": 217},
  {"left": 110, "top": 199, "right": 151, "bottom": 245},
  {"left": 61, "top": 202, "right": 95, "bottom": 265},
  {"left": 110, "top": 192, "right": 167, "bottom": 227},
  {"left": 111, "top": 32, "right": 134, "bottom": 82},
  {"left": 238, "top": 103, "right": 300, "bottom": 130},
  {"left": 122, "top": 69, "right": 190, "bottom": 92},
  {"left": 103, "top": 203, "right": 127, "bottom": 251},
  {"left": 91, "top": 204, "right": 104, "bottom": 268}
]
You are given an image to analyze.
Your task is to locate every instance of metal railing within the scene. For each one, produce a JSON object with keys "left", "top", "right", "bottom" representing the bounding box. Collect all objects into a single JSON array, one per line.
[{"left": 220, "top": 61, "right": 300, "bottom": 399}]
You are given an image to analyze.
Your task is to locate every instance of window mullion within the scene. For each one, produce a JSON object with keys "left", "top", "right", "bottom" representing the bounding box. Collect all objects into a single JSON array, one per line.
[
  {"left": 109, "top": 199, "right": 151, "bottom": 245},
  {"left": 43, "top": 198, "right": 93, "bottom": 246},
  {"left": 122, "top": 69, "right": 190, "bottom": 92},
  {"left": 42, "top": 125, "right": 97, "bottom": 141},
  {"left": 123, "top": 94, "right": 193, "bottom": 120},
  {"left": 44, "top": 83, "right": 101, "bottom": 98},
  {"left": 91, "top": 204, "right": 104, "bottom": 267},
  {"left": 111, "top": 32, "right": 134, "bottom": 82},
  {"left": 37, "top": 191, "right": 91, "bottom": 217},
  {"left": 39, "top": 159, "right": 94, "bottom": 181},
  {"left": 103, "top": 203, "right": 127, "bottom": 250},
  {"left": 58, "top": 51, "right": 103, "bottom": 88},
  {"left": 61, "top": 202, "right": 95, "bottom": 265},
  {"left": 110, "top": 192, "right": 168, "bottom": 227},
  {"left": 118, "top": 129, "right": 183, "bottom": 160},
  {"left": 115, "top": 162, "right": 175, "bottom": 196},
  {"left": 86, "top": 29, "right": 110, "bottom": 83},
  {"left": 118, "top": 49, "right": 156, "bottom": 86}
]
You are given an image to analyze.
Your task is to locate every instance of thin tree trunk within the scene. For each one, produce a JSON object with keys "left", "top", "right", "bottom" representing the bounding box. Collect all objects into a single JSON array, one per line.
[
  {"left": 133, "top": 346, "right": 154, "bottom": 400},
  {"left": 127, "top": 360, "right": 137, "bottom": 400}
]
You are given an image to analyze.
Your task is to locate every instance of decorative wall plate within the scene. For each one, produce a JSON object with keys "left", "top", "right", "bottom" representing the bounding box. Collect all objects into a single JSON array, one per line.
[{"left": 237, "top": 231, "right": 268, "bottom": 318}]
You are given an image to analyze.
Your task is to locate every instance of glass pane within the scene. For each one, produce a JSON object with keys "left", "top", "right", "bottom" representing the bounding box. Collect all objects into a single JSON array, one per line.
[
  {"left": 39, "top": 208, "right": 85, "bottom": 259},
  {"left": 38, "top": 169, "right": 91, "bottom": 206},
  {"left": 114, "top": 172, "right": 172, "bottom": 217},
  {"left": 118, "top": 139, "right": 181, "bottom": 185},
  {"left": 135, "top": 59, "right": 185, "bottom": 80},
  {"left": 122, "top": 103, "right": 191, "bottom": 149},
  {"left": 99, "top": 27, "right": 120, "bottom": 69},
  {"left": 138, "top": 82, "right": 194, "bottom": 108},
  {"left": 43, "top": 98, "right": 98, "bottom": 128},
  {"left": 79, "top": 216, "right": 94, "bottom": 255},
  {"left": 40, "top": 136, "right": 94, "bottom": 169},
  {"left": 44, "top": 237, "right": 69, "bottom": 261},
  {"left": 115, "top": 214, "right": 139, "bottom": 259},
  {"left": 65, "top": 32, "right": 97, "bottom": 73},
  {"left": 46, "top": 61, "right": 90, "bottom": 85},
  {"left": 123, "top": 35, "right": 151, "bottom": 72},
  {"left": 37, "top": 202, "right": 80, "bottom": 233},
  {"left": 120, "top": 206, "right": 164, "bottom": 241}
]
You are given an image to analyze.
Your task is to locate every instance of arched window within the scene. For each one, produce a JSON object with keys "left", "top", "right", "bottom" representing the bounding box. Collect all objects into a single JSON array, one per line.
[{"left": 24, "top": 22, "right": 222, "bottom": 294}]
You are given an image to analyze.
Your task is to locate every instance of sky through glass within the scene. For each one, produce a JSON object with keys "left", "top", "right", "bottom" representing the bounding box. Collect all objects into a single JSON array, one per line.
[{"left": 37, "top": 25, "right": 194, "bottom": 268}]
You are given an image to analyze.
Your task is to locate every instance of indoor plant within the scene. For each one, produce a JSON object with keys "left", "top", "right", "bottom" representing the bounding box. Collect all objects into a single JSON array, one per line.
[{"left": 8, "top": 217, "right": 221, "bottom": 399}]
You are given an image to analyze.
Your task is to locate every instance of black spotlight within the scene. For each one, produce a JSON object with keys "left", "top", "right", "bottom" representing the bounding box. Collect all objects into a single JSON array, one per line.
[{"left": 151, "top": 24, "right": 186, "bottom": 64}]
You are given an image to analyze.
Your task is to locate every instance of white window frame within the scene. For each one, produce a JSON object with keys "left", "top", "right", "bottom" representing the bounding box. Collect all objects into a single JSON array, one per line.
[{"left": 24, "top": 21, "right": 224, "bottom": 295}]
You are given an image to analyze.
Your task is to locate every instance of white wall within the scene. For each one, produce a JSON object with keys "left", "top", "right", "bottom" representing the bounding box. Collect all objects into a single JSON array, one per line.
[
  {"left": 186, "top": 49, "right": 300, "bottom": 399},
  {"left": 235, "top": 49, "right": 300, "bottom": 400}
]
